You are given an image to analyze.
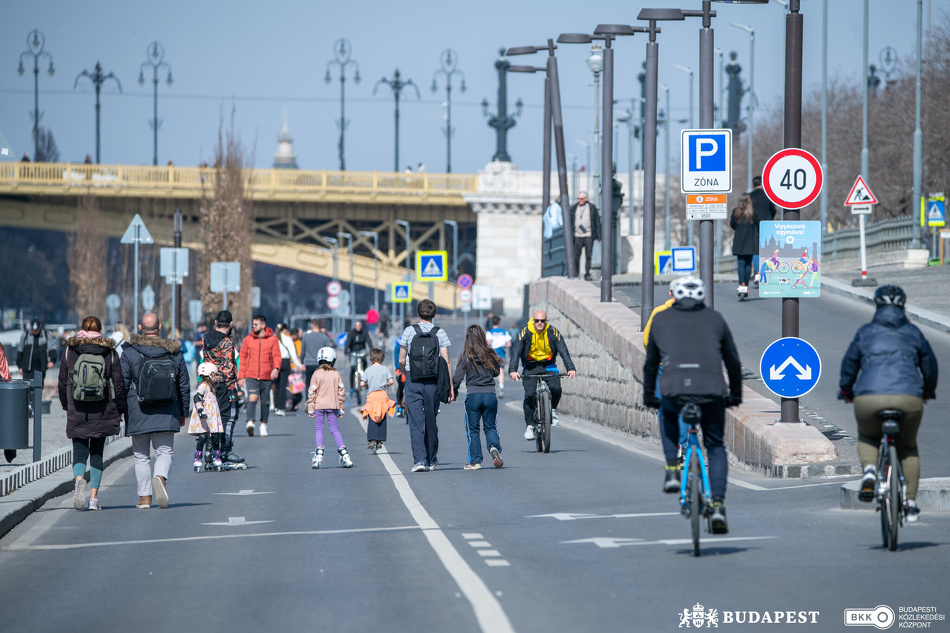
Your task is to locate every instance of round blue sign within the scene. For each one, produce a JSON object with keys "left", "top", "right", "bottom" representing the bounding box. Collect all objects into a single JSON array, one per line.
[{"left": 759, "top": 337, "right": 822, "bottom": 398}]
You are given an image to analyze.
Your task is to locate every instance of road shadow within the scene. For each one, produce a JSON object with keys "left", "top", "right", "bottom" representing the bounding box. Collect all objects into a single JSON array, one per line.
[
  {"left": 675, "top": 545, "right": 762, "bottom": 557},
  {"left": 871, "top": 541, "right": 941, "bottom": 552}
]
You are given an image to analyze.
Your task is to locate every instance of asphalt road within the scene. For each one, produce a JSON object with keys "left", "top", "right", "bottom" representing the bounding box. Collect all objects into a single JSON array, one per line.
[{"left": 1, "top": 371, "right": 948, "bottom": 632}]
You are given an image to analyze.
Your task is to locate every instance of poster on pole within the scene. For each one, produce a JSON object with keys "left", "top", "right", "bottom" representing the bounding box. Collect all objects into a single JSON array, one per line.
[{"left": 757, "top": 221, "right": 822, "bottom": 298}]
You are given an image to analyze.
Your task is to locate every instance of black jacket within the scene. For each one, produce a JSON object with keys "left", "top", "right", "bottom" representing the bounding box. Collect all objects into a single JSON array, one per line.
[
  {"left": 345, "top": 328, "right": 371, "bottom": 355},
  {"left": 839, "top": 306, "right": 938, "bottom": 399},
  {"left": 437, "top": 357, "right": 452, "bottom": 404},
  {"left": 17, "top": 330, "right": 56, "bottom": 375},
  {"left": 58, "top": 336, "right": 127, "bottom": 439},
  {"left": 644, "top": 299, "right": 742, "bottom": 401},
  {"left": 453, "top": 354, "right": 500, "bottom": 395},
  {"left": 120, "top": 335, "right": 190, "bottom": 436},
  {"left": 569, "top": 202, "right": 601, "bottom": 241},
  {"left": 750, "top": 188, "right": 777, "bottom": 227},
  {"left": 730, "top": 210, "right": 757, "bottom": 256},
  {"left": 508, "top": 324, "right": 576, "bottom": 374}
]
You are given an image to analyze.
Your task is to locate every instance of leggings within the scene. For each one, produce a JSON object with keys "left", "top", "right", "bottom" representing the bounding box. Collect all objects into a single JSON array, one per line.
[
  {"left": 313, "top": 409, "right": 345, "bottom": 449},
  {"left": 73, "top": 437, "right": 106, "bottom": 489}
]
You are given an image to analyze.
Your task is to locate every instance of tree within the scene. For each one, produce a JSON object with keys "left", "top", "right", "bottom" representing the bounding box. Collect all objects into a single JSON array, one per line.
[
  {"left": 34, "top": 127, "right": 60, "bottom": 163},
  {"left": 67, "top": 197, "right": 108, "bottom": 322}
]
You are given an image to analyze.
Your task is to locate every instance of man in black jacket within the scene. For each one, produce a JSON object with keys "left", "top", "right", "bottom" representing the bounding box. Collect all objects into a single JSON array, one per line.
[
  {"left": 569, "top": 191, "right": 600, "bottom": 281},
  {"left": 508, "top": 310, "right": 576, "bottom": 440},
  {"left": 643, "top": 276, "right": 742, "bottom": 534},
  {"left": 17, "top": 321, "right": 56, "bottom": 382},
  {"left": 345, "top": 320, "right": 371, "bottom": 394}
]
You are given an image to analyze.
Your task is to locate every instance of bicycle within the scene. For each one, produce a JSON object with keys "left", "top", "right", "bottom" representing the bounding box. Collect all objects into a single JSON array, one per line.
[
  {"left": 528, "top": 372, "right": 558, "bottom": 454},
  {"left": 873, "top": 409, "right": 907, "bottom": 552},
  {"left": 678, "top": 403, "right": 713, "bottom": 557},
  {"left": 350, "top": 351, "right": 368, "bottom": 405}
]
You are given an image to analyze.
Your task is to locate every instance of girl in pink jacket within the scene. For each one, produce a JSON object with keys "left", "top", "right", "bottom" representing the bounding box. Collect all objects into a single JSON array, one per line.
[{"left": 306, "top": 347, "right": 351, "bottom": 469}]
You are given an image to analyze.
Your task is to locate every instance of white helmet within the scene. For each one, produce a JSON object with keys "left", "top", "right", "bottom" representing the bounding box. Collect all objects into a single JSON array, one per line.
[
  {"left": 197, "top": 362, "right": 218, "bottom": 377},
  {"left": 670, "top": 275, "right": 706, "bottom": 302},
  {"left": 317, "top": 347, "right": 337, "bottom": 366}
]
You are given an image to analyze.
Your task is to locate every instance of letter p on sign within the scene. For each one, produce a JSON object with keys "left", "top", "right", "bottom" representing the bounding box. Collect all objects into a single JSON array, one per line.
[
  {"left": 695, "top": 138, "right": 720, "bottom": 169},
  {"left": 681, "top": 129, "right": 732, "bottom": 194}
]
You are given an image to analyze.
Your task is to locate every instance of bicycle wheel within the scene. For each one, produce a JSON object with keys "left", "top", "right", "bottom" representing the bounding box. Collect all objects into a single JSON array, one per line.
[
  {"left": 690, "top": 450, "right": 701, "bottom": 557},
  {"left": 885, "top": 445, "right": 901, "bottom": 551},
  {"left": 355, "top": 382, "right": 363, "bottom": 406},
  {"left": 538, "top": 387, "right": 552, "bottom": 453}
]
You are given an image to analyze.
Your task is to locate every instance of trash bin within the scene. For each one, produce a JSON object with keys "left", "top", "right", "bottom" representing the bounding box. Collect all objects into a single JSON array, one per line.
[{"left": 0, "top": 380, "right": 30, "bottom": 449}]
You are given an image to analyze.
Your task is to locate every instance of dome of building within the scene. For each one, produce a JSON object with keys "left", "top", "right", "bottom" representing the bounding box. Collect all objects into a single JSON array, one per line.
[{"left": 273, "top": 108, "right": 298, "bottom": 169}]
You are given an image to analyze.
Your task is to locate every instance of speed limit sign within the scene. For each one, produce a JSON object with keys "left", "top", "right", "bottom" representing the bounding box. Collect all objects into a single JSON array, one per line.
[{"left": 762, "top": 148, "right": 823, "bottom": 210}]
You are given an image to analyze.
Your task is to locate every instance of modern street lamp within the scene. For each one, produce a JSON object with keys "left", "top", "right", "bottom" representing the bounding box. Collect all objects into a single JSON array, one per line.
[
  {"left": 731, "top": 23, "right": 755, "bottom": 191},
  {"left": 431, "top": 49, "right": 466, "bottom": 173},
  {"left": 325, "top": 39, "right": 360, "bottom": 172},
  {"left": 395, "top": 220, "right": 410, "bottom": 325},
  {"left": 338, "top": 232, "right": 355, "bottom": 318},
  {"left": 507, "top": 40, "right": 577, "bottom": 278},
  {"left": 912, "top": 0, "right": 923, "bottom": 247},
  {"left": 374, "top": 69, "right": 420, "bottom": 173},
  {"left": 588, "top": 45, "right": 603, "bottom": 201},
  {"left": 74, "top": 62, "right": 121, "bottom": 164},
  {"left": 17, "top": 29, "right": 54, "bottom": 161},
  {"left": 674, "top": 63, "right": 695, "bottom": 248},
  {"left": 443, "top": 220, "right": 459, "bottom": 313},
  {"left": 138, "top": 41, "right": 173, "bottom": 166},
  {"left": 323, "top": 236, "right": 340, "bottom": 333},
  {"left": 659, "top": 84, "right": 672, "bottom": 251},
  {"left": 358, "top": 231, "right": 380, "bottom": 309},
  {"left": 821, "top": 0, "right": 828, "bottom": 235}
]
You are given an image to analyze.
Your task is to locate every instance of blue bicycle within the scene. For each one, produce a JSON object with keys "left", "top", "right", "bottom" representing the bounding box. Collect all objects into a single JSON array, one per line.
[{"left": 679, "top": 403, "right": 713, "bottom": 557}]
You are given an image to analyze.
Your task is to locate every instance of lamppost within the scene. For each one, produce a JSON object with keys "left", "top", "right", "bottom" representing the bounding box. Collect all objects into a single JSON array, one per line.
[
  {"left": 507, "top": 39, "right": 577, "bottom": 277},
  {"left": 358, "top": 231, "right": 380, "bottom": 309},
  {"left": 482, "top": 49, "right": 522, "bottom": 163},
  {"left": 323, "top": 236, "right": 339, "bottom": 333},
  {"left": 616, "top": 106, "right": 637, "bottom": 236},
  {"left": 17, "top": 29, "right": 54, "bottom": 161},
  {"left": 674, "top": 63, "right": 695, "bottom": 247},
  {"left": 431, "top": 49, "right": 466, "bottom": 173},
  {"left": 325, "top": 39, "right": 360, "bottom": 172},
  {"left": 912, "top": 0, "right": 923, "bottom": 247},
  {"left": 74, "top": 62, "right": 121, "bottom": 164},
  {"left": 731, "top": 23, "right": 755, "bottom": 191},
  {"left": 338, "top": 232, "right": 356, "bottom": 319},
  {"left": 821, "top": 0, "right": 828, "bottom": 235},
  {"left": 395, "top": 220, "right": 410, "bottom": 324},
  {"left": 138, "top": 41, "right": 173, "bottom": 166},
  {"left": 588, "top": 45, "right": 603, "bottom": 201},
  {"left": 659, "top": 84, "right": 672, "bottom": 250},
  {"left": 714, "top": 47, "right": 724, "bottom": 127},
  {"left": 374, "top": 69, "right": 420, "bottom": 173},
  {"left": 443, "top": 220, "right": 459, "bottom": 313}
]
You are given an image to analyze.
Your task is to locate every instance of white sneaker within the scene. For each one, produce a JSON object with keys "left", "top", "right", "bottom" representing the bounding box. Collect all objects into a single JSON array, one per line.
[
  {"left": 246, "top": 421, "right": 255, "bottom": 437},
  {"left": 260, "top": 422, "right": 269, "bottom": 437},
  {"left": 551, "top": 410, "right": 559, "bottom": 427},
  {"left": 274, "top": 409, "right": 287, "bottom": 417},
  {"left": 524, "top": 426, "right": 536, "bottom": 441},
  {"left": 73, "top": 478, "right": 88, "bottom": 510},
  {"left": 498, "top": 384, "right": 504, "bottom": 398}
]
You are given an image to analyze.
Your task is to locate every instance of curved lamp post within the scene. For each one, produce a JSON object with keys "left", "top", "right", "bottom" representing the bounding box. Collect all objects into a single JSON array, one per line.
[
  {"left": 431, "top": 49, "right": 466, "bottom": 173},
  {"left": 74, "top": 62, "right": 122, "bottom": 164},
  {"left": 138, "top": 41, "right": 173, "bottom": 166},
  {"left": 17, "top": 29, "right": 55, "bottom": 161},
  {"left": 325, "top": 39, "right": 360, "bottom": 171},
  {"left": 374, "top": 69, "right": 420, "bottom": 173}
]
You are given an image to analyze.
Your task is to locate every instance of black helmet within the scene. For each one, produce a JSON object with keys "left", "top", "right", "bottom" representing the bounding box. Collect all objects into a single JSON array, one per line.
[{"left": 873, "top": 285, "right": 906, "bottom": 309}]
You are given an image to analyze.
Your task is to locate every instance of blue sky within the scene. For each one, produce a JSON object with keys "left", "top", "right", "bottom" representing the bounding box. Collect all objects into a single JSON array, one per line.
[{"left": 0, "top": 0, "right": 922, "bottom": 175}]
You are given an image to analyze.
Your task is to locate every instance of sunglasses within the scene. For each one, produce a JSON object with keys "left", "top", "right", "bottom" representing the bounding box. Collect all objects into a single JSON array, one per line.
[{"left": 533, "top": 318, "right": 547, "bottom": 323}]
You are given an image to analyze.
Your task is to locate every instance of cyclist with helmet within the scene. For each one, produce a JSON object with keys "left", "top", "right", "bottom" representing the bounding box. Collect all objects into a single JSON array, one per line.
[
  {"left": 306, "top": 347, "right": 352, "bottom": 469},
  {"left": 838, "top": 285, "right": 938, "bottom": 522},
  {"left": 643, "top": 276, "right": 743, "bottom": 534}
]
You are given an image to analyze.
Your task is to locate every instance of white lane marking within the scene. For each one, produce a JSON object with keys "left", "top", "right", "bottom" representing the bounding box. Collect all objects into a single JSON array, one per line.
[
  {"left": 215, "top": 490, "right": 275, "bottom": 496},
  {"left": 477, "top": 550, "right": 502, "bottom": 557},
  {"left": 528, "top": 512, "right": 679, "bottom": 521},
  {"left": 485, "top": 559, "right": 511, "bottom": 567},
  {"left": 467, "top": 541, "right": 492, "bottom": 548},
  {"left": 562, "top": 535, "right": 776, "bottom": 549},
  {"left": 3, "top": 525, "right": 420, "bottom": 552},
  {"left": 352, "top": 409, "right": 515, "bottom": 633},
  {"left": 201, "top": 516, "right": 274, "bottom": 527},
  {"left": 462, "top": 533, "right": 484, "bottom": 539}
]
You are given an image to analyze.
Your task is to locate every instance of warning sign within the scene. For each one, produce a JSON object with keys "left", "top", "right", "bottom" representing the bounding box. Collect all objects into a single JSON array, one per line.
[{"left": 844, "top": 175, "right": 878, "bottom": 206}]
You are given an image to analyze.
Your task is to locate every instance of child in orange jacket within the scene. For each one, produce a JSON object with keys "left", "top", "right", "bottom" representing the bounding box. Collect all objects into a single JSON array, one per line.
[{"left": 359, "top": 348, "right": 396, "bottom": 454}]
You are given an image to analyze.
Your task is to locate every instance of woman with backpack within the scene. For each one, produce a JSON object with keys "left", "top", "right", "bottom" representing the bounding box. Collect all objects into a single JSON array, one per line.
[{"left": 58, "top": 316, "right": 127, "bottom": 510}]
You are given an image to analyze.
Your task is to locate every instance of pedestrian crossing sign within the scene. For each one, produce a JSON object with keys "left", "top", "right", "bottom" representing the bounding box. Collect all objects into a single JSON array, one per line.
[
  {"left": 392, "top": 282, "right": 412, "bottom": 303},
  {"left": 655, "top": 251, "right": 673, "bottom": 274},
  {"left": 416, "top": 251, "right": 448, "bottom": 282},
  {"left": 927, "top": 195, "right": 946, "bottom": 228}
]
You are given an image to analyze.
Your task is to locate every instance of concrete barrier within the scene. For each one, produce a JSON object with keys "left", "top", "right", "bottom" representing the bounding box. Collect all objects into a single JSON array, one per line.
[{"left": 528, "top": 276, "right": 836, "bottom": 475}]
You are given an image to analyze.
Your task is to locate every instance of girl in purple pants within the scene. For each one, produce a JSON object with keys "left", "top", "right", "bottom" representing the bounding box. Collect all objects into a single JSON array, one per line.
[{"left": 306, "top": 347, "right": 352, "bottom": 469}]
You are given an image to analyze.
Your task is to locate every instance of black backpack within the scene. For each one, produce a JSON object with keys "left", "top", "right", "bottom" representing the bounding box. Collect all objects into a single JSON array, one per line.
[
  {"left": 408, "top": 324, "right": 441, "bottom": 379},
  {"left": 135, "top": 350, "right": 178, "bottom": 404}
]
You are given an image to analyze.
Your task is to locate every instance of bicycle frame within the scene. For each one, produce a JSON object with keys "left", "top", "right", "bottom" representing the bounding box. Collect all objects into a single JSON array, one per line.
[{"left": 679, "top": 423, "right": 712, "bottom": 516}]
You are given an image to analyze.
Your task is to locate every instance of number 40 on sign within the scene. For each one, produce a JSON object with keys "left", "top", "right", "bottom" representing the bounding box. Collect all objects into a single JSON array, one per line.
[{"left": 762, "top": 148, "right": 824, "bottom": 210}]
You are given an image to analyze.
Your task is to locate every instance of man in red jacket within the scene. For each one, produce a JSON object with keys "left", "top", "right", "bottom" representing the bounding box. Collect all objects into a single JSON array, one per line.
[{"left": 239, "top": 314, "right": 281, "bottom": 437}]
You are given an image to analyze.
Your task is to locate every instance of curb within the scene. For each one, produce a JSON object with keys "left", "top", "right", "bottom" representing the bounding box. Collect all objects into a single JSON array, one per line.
[
  {"left": 0, "top": 437, "right": 132, "bottom": 540},
  {"left": 821, "top": 277, "right": 950, "bottom": 335},
  {"left": 839, "top": 477, "right": 950, "bottom": 512}
]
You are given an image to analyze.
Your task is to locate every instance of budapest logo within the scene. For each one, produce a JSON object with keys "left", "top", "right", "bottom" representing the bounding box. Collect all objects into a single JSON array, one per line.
[
  {"left": 844, "top": 606, "right": 895, "bottom": 630},
  {"left": 680, "top": 603, "right": 720, "bottom": 628}
]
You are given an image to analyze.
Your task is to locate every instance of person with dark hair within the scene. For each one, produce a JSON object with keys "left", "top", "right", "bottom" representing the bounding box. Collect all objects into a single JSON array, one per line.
[
  {"left": 398, "top": 299, "right": 453, "bottom": 473},
  {"left": 839, "top": 285, "right": 938, "bottom": 522},
  {"left": 730, "top": 192, "right": 757, "bottom": 299},
  {"left": 300, "top": 318, "right": 333, "bottom": 389},
  {"left": 360, "top": 348, "right": 395, "bottom": 452},
  {"left": 749, "top": 175, "right": 778, "bottom": 285},
  {"left": 238, "top": 315, "right": 281, "bottom": 437},
  {"left": 345, "top": 320, "right": 371, "bottom": 397},
  {"left": 58, "top": 316, "right": 127, "bottom": 510},
  {"left": 453, "top": 325, "right": 503, "bottom": 470},
  {"left": 202, "top": 310, "right": 243, "bottom": 464}
]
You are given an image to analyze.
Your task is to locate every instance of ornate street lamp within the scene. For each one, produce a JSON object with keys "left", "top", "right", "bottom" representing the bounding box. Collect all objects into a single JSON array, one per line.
[
  {"left": 74, "top": 62, "right": 122, "bottom": 164},
  {"left": 325, "top": 39, "right": 360, "bottom": 171},
  {"left": 17, "top": 29, "right": 55, "bottom": 161},
  {"left": 374, "top": 69, "right": 420, "bottom": 173},
  {"left": 431, "top": 49, "right": 466, "bottom": 173},
  {"left": 482, "top": 49, "right": 522, "bottom": 163},
  {"left": 138, "top": 41, "right": 173, "bottom": 166}
]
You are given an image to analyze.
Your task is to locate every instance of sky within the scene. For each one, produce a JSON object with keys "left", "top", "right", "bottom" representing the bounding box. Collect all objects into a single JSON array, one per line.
[{"left": 0, "top": 0, "right": 931, "bottom": 176}]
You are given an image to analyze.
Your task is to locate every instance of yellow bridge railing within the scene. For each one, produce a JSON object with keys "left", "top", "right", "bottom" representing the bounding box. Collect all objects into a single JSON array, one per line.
[{"left": 0, "top": 162, "right": 478, "bottom": 205}]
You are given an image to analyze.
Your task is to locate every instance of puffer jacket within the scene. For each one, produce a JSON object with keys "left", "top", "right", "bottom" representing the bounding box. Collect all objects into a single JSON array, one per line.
[
  {"left": 120, "top": 335, "right": 190, "bottom": 436},
  {"left": 238, "top": 327, "right": 282, "bottom": 381},
  {"left": 839, "top": 305, "right": 938, "bottom": 398},
  {"left": 58, "top": 336, "right": 127, "bottom": 439}
]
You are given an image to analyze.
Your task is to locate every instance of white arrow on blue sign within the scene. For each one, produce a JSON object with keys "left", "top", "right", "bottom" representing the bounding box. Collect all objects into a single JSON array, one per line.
[{"left": 760, "top": 337, "right": 822, "bottom": 398}]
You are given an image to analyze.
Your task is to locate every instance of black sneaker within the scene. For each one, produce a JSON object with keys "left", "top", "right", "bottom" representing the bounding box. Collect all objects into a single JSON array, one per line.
[
  {"left": 663, "top": 466, "right": 681, "bottom": 493},
  {"left": 223, "top": 451, "right": 245, "bottom": 464},
  {"left": 858, "top": 468, "right": 876, "bottom": 502},
  {"left": 710, "top": 500, "right": 729, "bottom": 534}
]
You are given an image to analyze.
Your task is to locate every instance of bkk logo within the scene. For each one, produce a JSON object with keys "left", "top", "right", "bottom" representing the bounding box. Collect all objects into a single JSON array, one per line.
[
  {"left": 844, "top": 606, "right": 895, "bottom": 629},
  {"left": 845, "top": 605, "right": 945, "bottom": 629},
  {"left": 678, "top": 604, "right": 820, "bottom": 628}
]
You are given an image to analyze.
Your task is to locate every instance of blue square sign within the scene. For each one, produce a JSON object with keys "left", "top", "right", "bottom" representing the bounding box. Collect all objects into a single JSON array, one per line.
[{"left": 680, "top": 129, "right": 732, "bottom": 194}]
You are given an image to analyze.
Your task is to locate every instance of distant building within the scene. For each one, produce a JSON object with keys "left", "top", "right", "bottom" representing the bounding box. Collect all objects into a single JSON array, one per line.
[{"left": 273, "top": 109, "right": 298, "bottom": 170}]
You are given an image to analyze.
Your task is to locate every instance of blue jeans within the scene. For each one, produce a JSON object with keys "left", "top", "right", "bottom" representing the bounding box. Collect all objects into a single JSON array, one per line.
[
  {"left": 736, "top": 255, "right": 753, "bottom": 286},
  {"left": 464, "top": 393, "right": 500, "bottom": 464},
  {"left": 660, "top": 398, "right": 728, "bottom": 499},
  {"left": 655, "top": 365, "right": 688, "bottom": 461}
]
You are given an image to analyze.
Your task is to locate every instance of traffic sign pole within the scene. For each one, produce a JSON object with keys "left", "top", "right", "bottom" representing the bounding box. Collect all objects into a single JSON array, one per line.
[{"left": 134, "top": 224, "right": 140, "bottom": 327}]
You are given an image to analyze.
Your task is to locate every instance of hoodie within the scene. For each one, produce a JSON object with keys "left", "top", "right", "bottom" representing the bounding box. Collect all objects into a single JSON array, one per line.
[{"left": 239, "top": 327, "right": 282, "bottom": 381}]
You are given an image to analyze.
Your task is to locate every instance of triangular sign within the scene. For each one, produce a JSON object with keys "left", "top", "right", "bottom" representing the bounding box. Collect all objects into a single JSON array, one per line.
[
  {"left": 422, "top": 257, "right": 442, "bottom": 277},
  {"left": 844, "top": 175, "right": 878, "bottom": 206},
  {"left": 120, "top": 213, "right": 154, "bottom": 244}
]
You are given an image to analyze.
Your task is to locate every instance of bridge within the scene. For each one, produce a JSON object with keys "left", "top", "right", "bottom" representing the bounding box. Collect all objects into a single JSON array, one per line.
[{"left": 0, "top": 161, "right": 480, "bottom": 308}]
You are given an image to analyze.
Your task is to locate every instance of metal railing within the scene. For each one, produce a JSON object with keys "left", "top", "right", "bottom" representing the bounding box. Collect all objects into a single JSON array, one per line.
[
  {"left": 542, "top": 227, "right": 567, "bottom": 278},
  {"left": 821, "top": 216, "right": 918, "bottom": 261},
  {"left": 0, "top": 162, "right": 478, "bottom": 202}
]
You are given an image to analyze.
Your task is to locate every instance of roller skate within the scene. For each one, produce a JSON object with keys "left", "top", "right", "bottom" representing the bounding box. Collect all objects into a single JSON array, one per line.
[
  {"left": 312, "top": 447, "right": 324, "bottom": 469},
  {"left": 220, "top": 461, "right": 248, "bottom": 470},
  {"left": 737, "top": 283, "right": 749, "bottom": 301},
  {"left": 193, "top": 453, "right": 202, "bottom": 473},
  {"left": 339, "top": 447, "right": 353, "bottom": 468}
]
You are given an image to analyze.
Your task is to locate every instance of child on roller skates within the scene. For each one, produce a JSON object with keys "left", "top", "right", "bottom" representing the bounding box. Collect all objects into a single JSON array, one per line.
[
  {"left": 189, "top": 362, "right": 224, "bottom": 471},
  {"left": 359, "top": 348, "right": 396, "bottom": 454},
  {"left": 306, "top": 347, "right": 352, "bottom": 469}
]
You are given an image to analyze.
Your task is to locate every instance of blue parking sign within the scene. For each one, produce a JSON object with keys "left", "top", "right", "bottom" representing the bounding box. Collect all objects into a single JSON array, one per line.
[{"left": 680, "top": 129, "right": 732, "bottom": 194}]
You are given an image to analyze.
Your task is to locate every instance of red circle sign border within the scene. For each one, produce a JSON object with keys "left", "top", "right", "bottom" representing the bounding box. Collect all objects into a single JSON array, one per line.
[
  {"left": 326, "top": 281, "right": 342, "bottom": 296},
  {"left": 762, "top": 148, "right": 823, "bottom": 210}
]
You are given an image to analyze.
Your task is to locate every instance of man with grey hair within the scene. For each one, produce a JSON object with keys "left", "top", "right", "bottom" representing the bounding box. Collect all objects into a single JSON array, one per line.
[
  {"left": 569, "top": 191, "right": 600, "bottom": 281},
  {"left": 121, "top": 312, "right": 190, "bottom": 509}
]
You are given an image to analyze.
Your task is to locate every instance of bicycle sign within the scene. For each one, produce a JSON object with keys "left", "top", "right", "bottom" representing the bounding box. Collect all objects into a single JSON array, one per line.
[
  {"left": 762, "top": 148, "right": 823, "bottom": 210},
  {"left": 758, "top": 221, "right": 822, "bottom": 298}
]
